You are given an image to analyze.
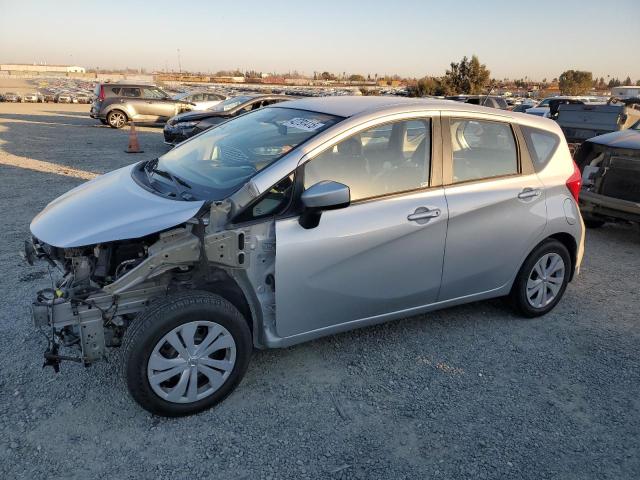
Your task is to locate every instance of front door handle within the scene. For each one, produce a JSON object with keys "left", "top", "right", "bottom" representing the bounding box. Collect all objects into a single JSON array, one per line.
[
  {"left": 518, "top": 188, "right": 541, "bottom": 200},
  {"left": 407, "top": 207, "right": 441, "bottom": 223}
]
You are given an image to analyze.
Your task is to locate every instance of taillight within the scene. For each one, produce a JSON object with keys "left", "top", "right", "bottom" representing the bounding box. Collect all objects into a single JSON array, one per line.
[
  {"left": 566, "top": 161, "right": 582, "bottom": 202},
  {"left": 98, "top": 85, "right": 105, "bottom": 101}
]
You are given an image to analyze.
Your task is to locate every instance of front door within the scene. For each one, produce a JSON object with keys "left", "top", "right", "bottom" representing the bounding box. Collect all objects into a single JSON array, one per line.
[
  {"left": 438, "top": 115, "right": 547, "bottom": 301},
  {"left": 274, "top": 116, "right": 448, "bottom": 338},
  {"left": 139, "top": 87, "right": 176, "bottom": 122}
]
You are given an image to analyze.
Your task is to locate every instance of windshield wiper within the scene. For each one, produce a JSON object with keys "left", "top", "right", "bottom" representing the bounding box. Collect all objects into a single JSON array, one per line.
[{"left": 144, "top": 158, "right": 194, "bottom": 200}]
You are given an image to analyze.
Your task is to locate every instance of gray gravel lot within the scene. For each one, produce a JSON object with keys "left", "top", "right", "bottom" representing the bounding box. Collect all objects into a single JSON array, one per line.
[{"left": 0, "top": 103, "right": 639, "bottom": 480}]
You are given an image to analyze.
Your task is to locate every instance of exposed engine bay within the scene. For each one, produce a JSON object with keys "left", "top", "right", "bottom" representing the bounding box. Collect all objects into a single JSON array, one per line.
[{"left": 24, "top": 201, "right": 276, "bottom": 371}]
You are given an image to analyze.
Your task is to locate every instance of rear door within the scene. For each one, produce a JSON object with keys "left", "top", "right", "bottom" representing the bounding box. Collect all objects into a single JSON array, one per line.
[
  {"left": 438, "top": 114, "right": 547, "bottom": 301},
  {"left": 119, "top": 87, "right": 146, "bottom": 120},
  {"left": 275, "top": 114, "right": 449, "bottom": 338}
]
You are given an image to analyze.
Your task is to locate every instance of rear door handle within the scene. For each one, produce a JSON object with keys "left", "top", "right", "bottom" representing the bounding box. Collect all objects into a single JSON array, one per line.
[
  {"left": 408, "top": 207, "right": 441, "bottom": 222},
  {"left": 518, "top": 188, "right": 541, "bottom": 200}
]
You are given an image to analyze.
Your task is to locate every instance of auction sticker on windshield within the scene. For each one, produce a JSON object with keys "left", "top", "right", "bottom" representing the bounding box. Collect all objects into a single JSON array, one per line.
[{"left": 282, "top": 117, "right": 326, "bottom": 132}]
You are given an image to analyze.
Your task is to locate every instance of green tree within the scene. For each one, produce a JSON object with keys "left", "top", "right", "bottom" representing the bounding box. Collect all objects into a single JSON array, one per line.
[
  {"left": 442, "top": 55, "right": 490, "bottom": 94},
  {"left": 559, "top": 70, "right": 593, "bottom": 95},
  {"left": 623, "top": 76, "right": 632, "bottom": 86},
  {"left": 349, "top": 74, "right": 366, "bottom": 82},
  {"left": 320, "top": 71, "right": 336, "bottom": 81},
  {"left": 608, "top": 77, "right": 622, "bottom": 88},
  {"left": 407, "top": 77, "right": 446, "bottom": 97}
]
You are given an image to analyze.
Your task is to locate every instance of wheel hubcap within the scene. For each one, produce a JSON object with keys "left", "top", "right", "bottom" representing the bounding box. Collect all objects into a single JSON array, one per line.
[
  {"left": 526, "top": 253, "right": 565, "bottom": 308},
  {"left": 147, "top": 321, "right": 236, "bottom": 404}
]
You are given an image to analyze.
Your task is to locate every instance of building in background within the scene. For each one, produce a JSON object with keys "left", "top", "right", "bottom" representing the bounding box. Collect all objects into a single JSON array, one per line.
[{"left": 0, "top": 64, "right": 86, "bottom": 73}]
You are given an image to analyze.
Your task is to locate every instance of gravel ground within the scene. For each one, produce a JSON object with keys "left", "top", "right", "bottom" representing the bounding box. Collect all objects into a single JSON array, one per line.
[{"left": 0, "top": 103, "right": 639, "bottom": 480}]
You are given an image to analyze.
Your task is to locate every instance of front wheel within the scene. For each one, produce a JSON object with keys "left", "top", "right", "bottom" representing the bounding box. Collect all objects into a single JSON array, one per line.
[
  {"left": 510, "top": 239, "right": 571, "bottom": 317},
  {"left": 122, "top": 291, "right": 252, "bottom": 416}
]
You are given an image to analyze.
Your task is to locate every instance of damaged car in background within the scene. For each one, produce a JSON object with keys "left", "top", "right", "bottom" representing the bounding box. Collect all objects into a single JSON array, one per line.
[
  {"left": 163, "top": 94, "right": 297, "bottom": 146},
  {"left": 575, "top": 119, "right": 640, "bottom": 227},
  {"left": 24, "top": 97, "right": 584, "bottom": 416}
]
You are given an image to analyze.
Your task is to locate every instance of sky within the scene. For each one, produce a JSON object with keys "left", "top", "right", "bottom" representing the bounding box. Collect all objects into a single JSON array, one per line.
[{"left": 0, "top": 0, "right": 638, "bottom": 81}]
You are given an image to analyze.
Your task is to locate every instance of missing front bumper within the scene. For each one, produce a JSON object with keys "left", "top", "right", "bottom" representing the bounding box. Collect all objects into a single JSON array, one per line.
[{"left": 31, "top": 284, "right": 167, "bottom": 367}]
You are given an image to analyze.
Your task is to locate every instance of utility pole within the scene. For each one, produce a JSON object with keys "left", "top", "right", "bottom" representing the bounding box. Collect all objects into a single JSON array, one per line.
[{"left": 177, "top": 49, "right": 182, "bottom": 73}]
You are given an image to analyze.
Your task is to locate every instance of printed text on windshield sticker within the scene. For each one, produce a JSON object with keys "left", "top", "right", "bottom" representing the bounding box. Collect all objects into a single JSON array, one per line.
[{"left": 282, "top": 118, "right": 325, "bottom": 132}]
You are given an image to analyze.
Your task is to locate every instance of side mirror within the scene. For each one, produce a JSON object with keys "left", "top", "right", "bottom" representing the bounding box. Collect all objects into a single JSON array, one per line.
[{"left": 299, "top": 180, "right": 350, "bottom": 229}]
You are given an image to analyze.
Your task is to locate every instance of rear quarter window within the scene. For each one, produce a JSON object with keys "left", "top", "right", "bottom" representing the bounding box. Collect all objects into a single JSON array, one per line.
[
  {"left": 521, "top": 126, "right": 560, "bottom": 172},
  {"left": 110, "top": 87, "right": 121, "bottom": 95}
]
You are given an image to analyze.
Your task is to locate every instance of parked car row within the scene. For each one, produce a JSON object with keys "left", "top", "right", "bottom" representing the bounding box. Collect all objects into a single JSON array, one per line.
[{"left": 0, "top": 91, "right": 94, "bottom": 103}]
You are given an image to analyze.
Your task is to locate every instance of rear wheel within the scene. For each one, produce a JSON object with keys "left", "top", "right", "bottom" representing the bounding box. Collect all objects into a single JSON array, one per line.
[
  {"left": 122, "top": 291, "right": 252, "bottom": 416},
  {"left": 510, "top": 239, "right": 571, "bottom": 317},
  {"left": 107, "top": 109, "right": 128, "bottom": 129}
]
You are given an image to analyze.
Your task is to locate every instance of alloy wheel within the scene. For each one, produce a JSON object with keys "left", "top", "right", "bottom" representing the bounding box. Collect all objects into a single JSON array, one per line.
[
  {"left": 147, "top": 321, "right": 236, "bottom": 404},
  {"left": 109, "top": 111, "right": 126, "bottom": 128}
]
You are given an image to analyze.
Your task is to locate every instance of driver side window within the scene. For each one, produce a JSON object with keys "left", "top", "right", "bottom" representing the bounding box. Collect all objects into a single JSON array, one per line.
[{"left": 303, "top": 119, "right": 431, "bottom": 202}]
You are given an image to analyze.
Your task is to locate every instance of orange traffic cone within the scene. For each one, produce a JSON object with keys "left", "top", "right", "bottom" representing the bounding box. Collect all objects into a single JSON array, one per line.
[{"left": 125, "top": 121, "right": 144, "bottom": 154}]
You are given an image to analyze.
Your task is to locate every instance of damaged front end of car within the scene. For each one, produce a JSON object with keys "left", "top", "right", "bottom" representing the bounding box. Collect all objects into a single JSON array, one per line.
[{"left": 24, "top": 196, "right": 276, "bottom": 372}]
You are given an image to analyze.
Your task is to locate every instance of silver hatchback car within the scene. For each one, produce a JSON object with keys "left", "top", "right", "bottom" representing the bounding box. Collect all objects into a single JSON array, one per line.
[{"left": 25, "top": 97, "right": 585, "bottom": 416}]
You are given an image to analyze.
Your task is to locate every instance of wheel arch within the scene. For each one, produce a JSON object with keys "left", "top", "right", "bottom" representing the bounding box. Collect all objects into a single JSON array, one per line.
[
  {"left": 197, "top": 268, "right": 257, "bottom": 338},
  {"left": 105, "top": 106, "right": 132, "bottom": 123},
  {"left": 510, "top": 231, "right": 578, "bottom": 296},
  {"left": 547, "top": 232, "right": 577, "bottom": 281}
]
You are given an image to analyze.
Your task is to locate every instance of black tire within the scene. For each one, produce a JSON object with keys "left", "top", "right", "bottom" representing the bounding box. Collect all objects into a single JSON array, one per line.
[
  {"left": 510, "top": 239, "right": 572, "bottom": 318},
  {"left": 99, "top": 119, "right": 108, "bottom": 125},
  {"left": 106, "top": 109, "right": 128, "bottom": 129},
  {"left": 584, "top": 218, "right": 605, "bottom": 229},
  {"left": 121, "top": 291, "right": 252, "bottom": 417}
]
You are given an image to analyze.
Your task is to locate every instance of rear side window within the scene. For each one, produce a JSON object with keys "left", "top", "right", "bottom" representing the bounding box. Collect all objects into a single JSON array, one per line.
[
  {"left": 449, "top": 119, "right": 518, "bottom": 183},
  {"left": 521, "top": 126, "right": 560, "bottom": 171},
  {"left": 121, "top": 87, "right": 141, "bottom": 97},
  {"left": 110, "top": 87, "right": 121, "bottom": 95}
]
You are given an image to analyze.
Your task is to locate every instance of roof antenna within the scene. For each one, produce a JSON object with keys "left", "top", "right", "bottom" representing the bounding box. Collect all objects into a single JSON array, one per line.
[{"left": 481, "top": 81, "right": 494, "bottom": 106}]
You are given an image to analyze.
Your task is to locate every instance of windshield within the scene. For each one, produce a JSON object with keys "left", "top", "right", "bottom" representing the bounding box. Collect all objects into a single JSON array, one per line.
[
  {"left": 157, "top": 107, "right": 342, "bottom": 199},
  {"left": 208, "top": 96, "right": 255, "bottom": 112}
]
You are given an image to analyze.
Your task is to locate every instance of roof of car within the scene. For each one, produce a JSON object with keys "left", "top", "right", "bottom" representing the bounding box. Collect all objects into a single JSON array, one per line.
[
  {"left": 275, "top": 95, "right": 511, "bottom": 117},
  {"left": 272, "top": 95, "right": 560, "bottom": 131},
  {"left": 272, "top": 96, "right": 448, "bottom": 117}
]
